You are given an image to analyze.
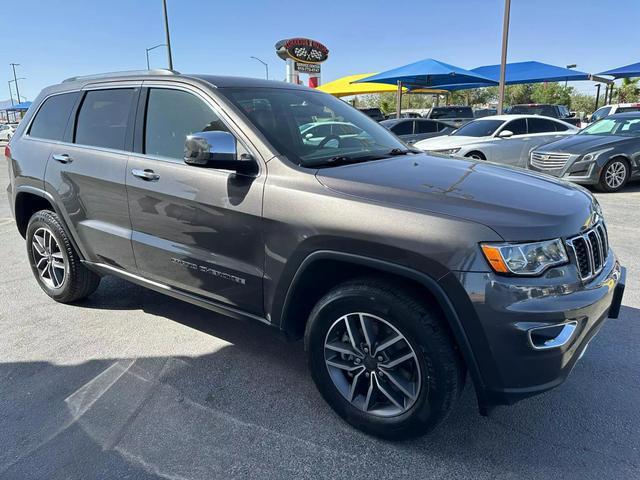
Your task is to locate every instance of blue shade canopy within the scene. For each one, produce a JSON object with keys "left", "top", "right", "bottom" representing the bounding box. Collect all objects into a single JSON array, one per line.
[
  {"left": 6, "top": 101, "right": 32, "bottom": 111},
  {"left": 354, "top": 58, "right": 498, "bottom": 88},
  {"left": 408, "top": 82, "right": 494, "bottom": 92},
  {"left": 598, "top": 62, "right": 640, "bottom": 79},
  {"left": 471, "top": 61, "right": 590, "bottom": 84}
]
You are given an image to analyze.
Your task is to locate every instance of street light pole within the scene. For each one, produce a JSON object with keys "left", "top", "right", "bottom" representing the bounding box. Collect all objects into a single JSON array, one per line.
[
  {"left": 162, "top": 0, "right": 174, "bottom": 70},
  {"left": 249, "top": 56, "right": 269, "bottom": 80},
  {"left": 146, "top": 44, "right": 168, "bottom": 70},
  {"left": 10, "top": 63, "right": 21, "bottom": 108},
  {"left": 565, "top": 64, "right": 577, "bottom": 88},
  {"left": 497, "top": 0, "right": 511, "bottom": 115}
]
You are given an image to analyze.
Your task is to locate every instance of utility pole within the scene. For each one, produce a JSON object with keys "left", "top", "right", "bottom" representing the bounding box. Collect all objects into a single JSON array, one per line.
[
  {"left": 162, "top": 0, "right": 174, "bottom": 70},
  {"left": 497, "top": 0, "right": 511, "bottom": 114},
  {"left": 7, "top": 81, "right": 14, "bottom": 106},
  {"left": 10, "top": 63, "right": 21, "bottom": 106}
]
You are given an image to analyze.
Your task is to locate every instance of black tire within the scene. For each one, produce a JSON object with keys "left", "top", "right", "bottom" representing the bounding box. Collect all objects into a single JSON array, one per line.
[
  {"left": 465, "top": 151, "right": 486, "bottom": 160},
  {"left": 304, "top": 278, "right": 465, "bottom": 439},
  {"left": 596, "top": 158, "right": 630, "bottom": 192},
  {"left": 26, "top": 210, "right": 101, "bottom": 303}
]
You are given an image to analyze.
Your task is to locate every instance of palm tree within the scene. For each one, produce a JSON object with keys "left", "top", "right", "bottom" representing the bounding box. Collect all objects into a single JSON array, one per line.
[{"left": 615, "top": 77, "right": 639, "bottom": 103}]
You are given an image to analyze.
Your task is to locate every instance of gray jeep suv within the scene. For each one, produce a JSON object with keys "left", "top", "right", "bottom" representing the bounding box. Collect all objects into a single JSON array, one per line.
[{"left": 5, "top": 70, "right": 626, "bottom": 439}]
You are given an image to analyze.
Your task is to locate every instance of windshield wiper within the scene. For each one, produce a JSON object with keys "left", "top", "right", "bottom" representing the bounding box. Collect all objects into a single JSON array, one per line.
[
  {"left": 312, "top": 154, "right": 388, "bottom": 168},
  {"left": 388, "top": 148, "right": 419, "bottom": 156}
]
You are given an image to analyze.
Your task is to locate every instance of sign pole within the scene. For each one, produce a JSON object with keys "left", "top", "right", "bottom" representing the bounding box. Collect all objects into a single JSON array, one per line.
[{"left": 396, "top": 81, "right": 403, "bottom": 119}]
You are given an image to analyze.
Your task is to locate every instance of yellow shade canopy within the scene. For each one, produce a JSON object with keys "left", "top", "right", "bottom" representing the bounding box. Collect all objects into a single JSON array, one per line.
[{"left": 317, "top": 73, "right": 444, "bottom": 97}]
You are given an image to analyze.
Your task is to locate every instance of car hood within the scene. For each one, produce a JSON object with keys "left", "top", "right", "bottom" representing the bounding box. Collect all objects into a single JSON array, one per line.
[
  {"left": 536, "top": 134, "right": 629, "bottom": 154},
  {"left": 414, "top": 135, "right": 486, "bottom": 150},
  {"left": 316, "top": 154, "right": 597, "bottom": 241}
]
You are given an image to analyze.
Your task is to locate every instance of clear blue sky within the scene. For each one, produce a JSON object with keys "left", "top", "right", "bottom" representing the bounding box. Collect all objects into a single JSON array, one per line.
[{"left": 2, "top": 0, "right": 638, "bottom": 101}]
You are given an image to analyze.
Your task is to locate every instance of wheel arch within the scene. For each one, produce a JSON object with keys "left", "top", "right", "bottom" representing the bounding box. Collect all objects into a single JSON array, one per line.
[
  {"left": 13, "top": 186, "right": 87, "bottom": 260},
  {"left": 277, "top": 250, "right": 490, "bottom": 413}
]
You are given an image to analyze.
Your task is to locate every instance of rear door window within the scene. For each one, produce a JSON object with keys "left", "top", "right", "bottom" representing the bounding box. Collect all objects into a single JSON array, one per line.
[
  {"left": 527, "top": 117, "right": 559, "bottom": 133},
  {"left": 415, "top": 121, "right": 438, "bottom": 133},
  {"left": 390, "top": 121, "right": 413, "bottom": 135},
  {"left": 28, "top": 92, "right": 78, "bottom": 141},
  {"left": 75, "top": 89, "right": 135, "bottom": 150}
]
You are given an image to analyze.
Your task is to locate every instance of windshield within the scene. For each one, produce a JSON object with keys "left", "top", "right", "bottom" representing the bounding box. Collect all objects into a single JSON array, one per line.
[
  {"left": 579, "top": 116, "right": 640, "bottom": 136},
  {"left": 451, "top": 119, "right": 504, "bottom": 137},
  {"left": 219, "top": 87, "right": 407, "bottom": 167},
  {"left": 508, "top": 105, "right": 557, "bottom": 116}
]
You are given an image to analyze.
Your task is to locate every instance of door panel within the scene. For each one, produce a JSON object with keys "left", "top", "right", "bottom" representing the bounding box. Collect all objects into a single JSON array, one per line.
[
  {"left": 45, "top": 145, "right": 136, "bottom": 269},
  {"left": 126, "top": 156, "right": 265, "bottom": 314},
  {"left": 126, "top": 86, "right": 265, "bottom": 314},
  {"left": 44, "top": 86, "right": 139, "bottom": 270}
]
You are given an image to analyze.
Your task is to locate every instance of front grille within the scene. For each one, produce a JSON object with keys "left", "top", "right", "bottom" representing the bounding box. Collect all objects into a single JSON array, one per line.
[
  {"left": 530, "top": 152, "right": 571, "bottom": 170},
  {"left": 567, "top": 223, "right": 609, "bottom": 281}
]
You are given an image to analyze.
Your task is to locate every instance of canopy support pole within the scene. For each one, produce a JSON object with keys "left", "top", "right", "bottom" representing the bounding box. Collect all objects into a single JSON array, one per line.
[
  {"left": 396, "top": 81, "right": 403, "bottom": 119},
  {"left": 594, "top": 84, "right": 601, "bottom": 111},
  {"left": 497, "top": 0, "right": 511, "bottom": 114}
]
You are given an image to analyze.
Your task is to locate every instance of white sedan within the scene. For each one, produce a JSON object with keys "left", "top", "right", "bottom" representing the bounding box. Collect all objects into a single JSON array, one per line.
[
  {"left": 414, "top": 115, "right": 578, "bottom": 168},
  {"left": 0, "top": 124, "right": 16, "bottom": 141}
]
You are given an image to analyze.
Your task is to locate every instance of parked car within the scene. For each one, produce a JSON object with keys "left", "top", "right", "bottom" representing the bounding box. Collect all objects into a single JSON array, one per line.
[
  {"left": 506, "top": 104, "right": 581, "bottom": 127},
  {"left": 380, "top": 118, "right": 455, "bottom": 144},
  {"left": 529, "top": 112, "right": 640, "bottom": 192},
  {"left": 589, "top": 103, "right": 640, "bottom": 124},
  {"left": 0, "top": 123, "right": 15, "bottom": 141},
  {"left": 422, "top": 106, "right": 475, "bottom": 127},
  {"left": 384, "top": 111, "right": 422, "bottom": 119},
  {"left": 473, "top": 108, "right": 497, "bottom": 118},
  {"left": 357, "top": 107, "right": 385, "bottom": 122},
  {"left": 299, "top": 121, "right": 364, "bottom": 146},
  {"left": 414, "top": 115, "right": 578, "bottom": 168},
  {"left": 6, "top": 70, "right": 625, "bottom": 439}
]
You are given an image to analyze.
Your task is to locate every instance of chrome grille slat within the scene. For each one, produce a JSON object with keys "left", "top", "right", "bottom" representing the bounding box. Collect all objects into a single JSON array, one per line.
[
  {"left": 530, "top": 152, "right": 571, "bottom": 170},
  {"left": 567, "top": 222, "right": 609, "bottom": 281}
]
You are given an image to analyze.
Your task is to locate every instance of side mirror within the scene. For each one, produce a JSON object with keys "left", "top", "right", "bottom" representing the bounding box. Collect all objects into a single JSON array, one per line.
[
  {"left": 498, "top": 129, "right": 513, "bottom": 138},
  {"left": 184, "top": 131, "right": 256, "bottom": 175}
]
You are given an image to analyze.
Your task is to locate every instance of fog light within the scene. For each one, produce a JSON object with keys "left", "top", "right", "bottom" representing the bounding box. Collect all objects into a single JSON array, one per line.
[{"left": 528, "top": 321, "right": 578, "bottom": 350}]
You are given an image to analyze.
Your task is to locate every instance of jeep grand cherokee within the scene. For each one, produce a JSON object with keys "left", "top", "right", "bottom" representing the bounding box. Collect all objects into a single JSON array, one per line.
[{"left": 5, "top": 70, "right": 626, "bottom": 439}]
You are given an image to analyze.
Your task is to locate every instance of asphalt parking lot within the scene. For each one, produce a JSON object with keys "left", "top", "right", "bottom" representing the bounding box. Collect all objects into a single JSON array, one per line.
[{"left": 1, "top": 144, "right": 638, "bottom": 479}]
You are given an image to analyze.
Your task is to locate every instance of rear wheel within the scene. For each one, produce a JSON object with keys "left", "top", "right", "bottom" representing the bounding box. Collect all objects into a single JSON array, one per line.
[
  {"left": 26, "top": 210, "right": 101, "bottom": 302},
  {"left": 465, "top": 151, "right": 486, "bottom": 160},
  {"left": 305, "top": 278, "right": 465, "bottom": 439},
  {"left": 597, "top": 158, "right": 629, "bottom": 192}
]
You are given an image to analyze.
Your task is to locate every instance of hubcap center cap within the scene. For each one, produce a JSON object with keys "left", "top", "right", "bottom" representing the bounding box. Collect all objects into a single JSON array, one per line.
[{"left": 363, "top": 356, "right": 378, "bottom": 371}]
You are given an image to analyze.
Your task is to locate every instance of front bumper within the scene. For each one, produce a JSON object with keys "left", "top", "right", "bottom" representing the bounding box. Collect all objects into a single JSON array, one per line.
[
  {"left": 528, "top": 154, "right": 601, "bottom": 185},
  {"left": 451, "top": 254, "right": 625, "bottom": 406}
]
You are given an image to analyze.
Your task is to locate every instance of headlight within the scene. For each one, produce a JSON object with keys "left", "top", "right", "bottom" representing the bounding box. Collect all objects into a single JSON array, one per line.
[
  {"left": 432, "top": 148, "right": 461, "bottom": 155},
  {"left": 481, "top": 239, "right": 568, "bottom": 275},
  {"left": 579, "top": 147, "right": 614, "bottom": 163}
]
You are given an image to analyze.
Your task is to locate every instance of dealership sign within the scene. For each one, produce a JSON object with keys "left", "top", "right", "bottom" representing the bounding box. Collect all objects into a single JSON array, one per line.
[
  {"left": 295, "top": 62, "right": 321, "bottom": 74},
  {"left": 275, "top": 38, "right": 329, "bottom": 64}
]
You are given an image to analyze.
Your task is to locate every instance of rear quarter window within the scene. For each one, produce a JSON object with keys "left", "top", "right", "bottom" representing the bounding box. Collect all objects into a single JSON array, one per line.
[{"left": 28, "top": 92, "right": 78, "bottom": 141}]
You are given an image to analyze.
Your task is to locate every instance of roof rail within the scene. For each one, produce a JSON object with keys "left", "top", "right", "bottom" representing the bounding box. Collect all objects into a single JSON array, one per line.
[{"left": 62, "top": 69, "right": 180, "bottom": 83}]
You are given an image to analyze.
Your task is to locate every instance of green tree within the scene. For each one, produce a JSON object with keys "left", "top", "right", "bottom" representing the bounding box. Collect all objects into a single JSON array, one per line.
[
  {"left": 615, "top": 78, "right": 640, "bottom": 103},
  {"left": 570, "top": 93, "right": 597, "bottom": 115},
  {"left": 530, "top": 82, "right": 573, "bottom": 105}
]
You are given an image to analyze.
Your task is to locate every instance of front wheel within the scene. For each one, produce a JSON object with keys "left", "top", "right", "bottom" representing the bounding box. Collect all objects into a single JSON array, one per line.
[
  {"left": 304, "top": 278, "right": 465, "bottom": 439},
  {"left": 465, "top": 151, "right": 486, "bottom": 160},
  {"left": 597, "top": 158, "right": 629, "bottom": 192}
]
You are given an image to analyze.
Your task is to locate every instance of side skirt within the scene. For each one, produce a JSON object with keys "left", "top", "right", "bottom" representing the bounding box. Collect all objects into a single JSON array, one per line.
[{"left": 82, "top": 261, "right": 272, "bottom": 327}]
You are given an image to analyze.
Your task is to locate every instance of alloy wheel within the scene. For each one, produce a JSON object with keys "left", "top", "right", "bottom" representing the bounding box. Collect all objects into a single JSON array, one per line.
[
  {"left": 324, "top": 312, "right": 422, "bottom": 417},
  {"left": 31, "top": 227, "right": 66, "bottom": 289},
  {"left": 605, "top": 161, "right": 627, "bottom": 189}
]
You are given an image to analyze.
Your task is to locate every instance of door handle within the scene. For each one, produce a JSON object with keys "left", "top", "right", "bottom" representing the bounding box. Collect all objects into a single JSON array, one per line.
[
  {"left": 52, "top": 153, "right": 73, "bottom": 164},
  {"left": 131, "top": 168, "right": 160, "bottom": 181}
]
